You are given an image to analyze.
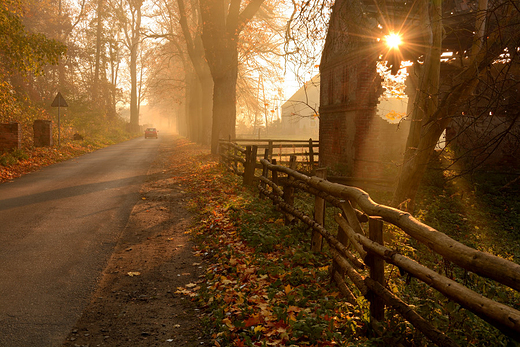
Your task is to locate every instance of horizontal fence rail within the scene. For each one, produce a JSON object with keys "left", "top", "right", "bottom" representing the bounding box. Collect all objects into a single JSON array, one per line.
[
  {"left": 220, "top": 138, "right": 318, "bottom": 161},
  {"left": 219, "top": 139, "right": 319, "bottom": 184},
  {"left": 217, "top": 143, "right": 520, "bottom": 346}
]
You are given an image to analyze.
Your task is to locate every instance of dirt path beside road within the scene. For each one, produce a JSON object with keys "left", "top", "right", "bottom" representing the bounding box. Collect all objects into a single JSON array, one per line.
[{"left": 62, "top": 134, "right": 212, "bottom": 347}]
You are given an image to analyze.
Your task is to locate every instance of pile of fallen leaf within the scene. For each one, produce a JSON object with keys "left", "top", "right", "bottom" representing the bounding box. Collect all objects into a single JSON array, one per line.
[{"left": 177, "top": 160, "right": 376, "bottom": 346}]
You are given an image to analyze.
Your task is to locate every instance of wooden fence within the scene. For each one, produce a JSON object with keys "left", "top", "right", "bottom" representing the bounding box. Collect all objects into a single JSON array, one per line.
[
  {"left": 218, "top": 142, "right": 520, "bottom": 346},
  {"left": 219, "top": 138, "right": 318, "bottom": 183}
]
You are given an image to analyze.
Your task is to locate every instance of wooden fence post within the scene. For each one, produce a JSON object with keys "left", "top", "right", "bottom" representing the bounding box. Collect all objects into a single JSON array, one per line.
[
  {"left": 252, "top": 145, "right": 258, "bottom": 179},
  {"left": 311, "top": 168, "right": 327, "bottom": 252},
  {"left": 232, "top": 139, "right": 238, "bottom": 172},
  {"left": 244, "top": 145, "right": 257, "bottom": 186},
  {"left": 271, "top": 159, "right": 278, "bottom": 186},
  {"left": 368, "top": 216, "right": 385, "bottom": 323},
  {"left": 308, "top": 138, "right": 315, "bottom": 173},
  {"left": 283, "top": 155, "right": 297, "bottom": 224},
  {"left": 218, "top": 141, "right": 223, "bottom": 165},
  {"left": 268, "top": 140, "right": 273, "bottom": 161},
  {"left": 243, "top": 146, "right": 251, "bottom": 185},
  {"left": 332, "top": 223, "right": 350, "bottom": 275},
  {"left": 259, "top": 148, "right": 269, "bottom": 199}
]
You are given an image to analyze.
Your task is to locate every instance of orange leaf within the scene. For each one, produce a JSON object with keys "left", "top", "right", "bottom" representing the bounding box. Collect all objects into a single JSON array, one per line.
[
  {"left": 244, "top": 314, "right": 262, "bottom": 327},
  {"left": 222, "top": 317, "right": 235, "bottom": 330},
  {"left": 287, "top": 305, "right": 302, "bottom": 313}
]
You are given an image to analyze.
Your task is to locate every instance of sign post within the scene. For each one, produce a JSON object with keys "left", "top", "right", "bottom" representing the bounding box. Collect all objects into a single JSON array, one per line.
[{"left": 51, "top": 92, "right": 68, "bottom": 146}]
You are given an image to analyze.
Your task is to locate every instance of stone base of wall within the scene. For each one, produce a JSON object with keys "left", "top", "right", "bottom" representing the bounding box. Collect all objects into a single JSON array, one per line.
[
  {"left": 33, "top": 120, "right": 53, "bottom": 147},
  {"left": 0, "top": 123, "right": 22, "bottom": 151}
]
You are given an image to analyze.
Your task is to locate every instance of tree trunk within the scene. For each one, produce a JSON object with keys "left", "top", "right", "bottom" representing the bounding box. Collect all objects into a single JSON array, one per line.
[
  {"left": 130, "top": 44, "right": 139, "bottom": 132},
  {"left": 392, "top": 122, "right": 446, "bottom": 210},
  {"left": 200, "top": 0, "right": 265, "bottom": 154},
  {"left": 93, "top": 0, "right": 103, "bottom": 103},
  {"left": 109, "top": 38, "right": 120, "bottom": 119},
  {"left": 211, "top": 60, "right": 238, "bottom": 154},
  {"left": 128, "top": 1, "right": 141, "bottom": 133},
  {"left": 392, "top": 0, "right": 443, "bottom": 211},
  {"left": 186, "top": 72, "right": 201, "bottom": 141},
  {"left": 200, "top": 76, "right": 213, "bottom": 145},
  {"left": 177, "top": 0, "right": 213, "bottom": 146}
]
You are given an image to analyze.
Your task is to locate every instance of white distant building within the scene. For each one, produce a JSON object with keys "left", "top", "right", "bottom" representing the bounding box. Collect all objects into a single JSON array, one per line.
[{"left": 280, "top": 75, "right": 320, "bottom": 139}]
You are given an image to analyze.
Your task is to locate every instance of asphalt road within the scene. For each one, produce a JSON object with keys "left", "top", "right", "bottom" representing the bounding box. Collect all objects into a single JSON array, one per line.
[{"left": 0, "top": 136, "right": 161, "bottom": 347}]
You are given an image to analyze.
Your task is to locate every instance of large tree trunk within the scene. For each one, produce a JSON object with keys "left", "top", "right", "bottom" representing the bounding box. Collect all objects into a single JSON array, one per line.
[
  {"left": 392, "top": 122, "right": 446, "bottom": 210},
  {"left": 200, "top": 0, "right": 265, "bottom": 154},
  {"left": 177, "top": 0, "right": 213, "bottom": 146},
  {"left": 93, "top": 0, "right": 103, "bottom": 103},
  {"left": 128, "top": 1, "right": 141, "bottom": 133},
  {"left": 392, "top": 0, "right": 443, "bottom": 211},
  {"left": 211, "top": 62, "right": 238, "bottom": 153},
  {"left": 200, "top": 76, "right": 213, "bottom": 146},
  {"left": 186, "top": 72, "right": 201, "bottom": 141},
  {"left": 130, "top": 45, "right": 139, "bottom": 132}
]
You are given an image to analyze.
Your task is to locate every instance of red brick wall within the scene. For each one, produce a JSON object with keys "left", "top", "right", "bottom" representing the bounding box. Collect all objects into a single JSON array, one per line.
[
  {"left": 319, "top": 112, "right": 356, "bottom": 175},
  {"left": 33, "top": 120, "right": 53, "bottom": 147},
  {"left": 318, "top": 0, "right": 417, "bottom": 182},
  {"left": 0, "top": 123, "right": 22, "bottom": 151},
  {"left": 319, "top": 55, "right": 385, "bottom": 178}
]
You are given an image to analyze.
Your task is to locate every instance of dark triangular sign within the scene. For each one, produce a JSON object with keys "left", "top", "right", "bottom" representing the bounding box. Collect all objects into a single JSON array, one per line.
[{"left": 51, "top": 92, "right": 68, "bottom": 107}]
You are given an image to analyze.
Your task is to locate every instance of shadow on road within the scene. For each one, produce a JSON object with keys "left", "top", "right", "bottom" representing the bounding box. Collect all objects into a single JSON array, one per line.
[{"left": 0, "top": 175, "right": 148, "bottom": 212}]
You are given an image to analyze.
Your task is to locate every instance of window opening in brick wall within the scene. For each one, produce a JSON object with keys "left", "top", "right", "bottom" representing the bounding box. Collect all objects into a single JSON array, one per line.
[{"left": 376, "top": 60, "right": 411, "bottom": 124}]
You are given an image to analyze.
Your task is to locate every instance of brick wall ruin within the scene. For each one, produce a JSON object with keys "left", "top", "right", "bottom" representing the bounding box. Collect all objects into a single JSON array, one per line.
[
  {"left": 318, "top": 0, "right": 412, "bottom": 180},
  {"left": 33, "top": 120, "right": 53, "bottom": 147},
  {"left": 0, "top": 123, "right": 22, "bottom": 151},
  {"left": 319, "top": 45, "right": 410, "bottom": 179}
]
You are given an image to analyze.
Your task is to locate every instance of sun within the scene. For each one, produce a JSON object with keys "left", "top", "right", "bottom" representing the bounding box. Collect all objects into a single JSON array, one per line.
[{"left": 384, "top": 33, "right": 402, "bottom": 49}]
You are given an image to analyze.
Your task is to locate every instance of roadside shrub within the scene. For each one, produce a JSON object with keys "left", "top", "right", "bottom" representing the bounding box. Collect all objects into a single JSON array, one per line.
[{"left": 0, "top": 148, "right": 28, "bottom": 166}]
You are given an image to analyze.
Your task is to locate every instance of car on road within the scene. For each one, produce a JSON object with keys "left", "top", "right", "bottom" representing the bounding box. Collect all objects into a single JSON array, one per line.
[{"left": 144, "top": 127, "right": 158, "bottom": 139}]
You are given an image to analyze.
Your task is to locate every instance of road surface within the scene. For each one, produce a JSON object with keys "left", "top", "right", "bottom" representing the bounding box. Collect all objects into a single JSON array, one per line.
[{"left": 0, "top": 136, "right": 160, "bottom": 346}]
